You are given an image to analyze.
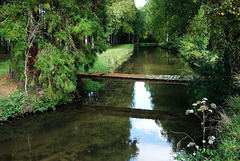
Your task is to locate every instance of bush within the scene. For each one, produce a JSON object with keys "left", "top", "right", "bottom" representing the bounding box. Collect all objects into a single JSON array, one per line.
[{"left": 0, "top": 90, "right": 56, "bottom": 122}]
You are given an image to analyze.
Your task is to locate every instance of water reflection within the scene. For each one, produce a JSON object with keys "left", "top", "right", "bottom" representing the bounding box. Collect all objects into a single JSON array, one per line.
[
  {"left": 132, "top": 82, "right": 153, "bottom": 110},
  {"left": 130, "top": 118, "right": 174, "bottom": 161},
  {"left": 0, "top": 112, "right": 138, "bottom": 161},
  {"left": 116, "top": 47, "right": 190, "bottom": 75},
  {"left": 130, "top": 81, "right": 175, "bottom": 160}
]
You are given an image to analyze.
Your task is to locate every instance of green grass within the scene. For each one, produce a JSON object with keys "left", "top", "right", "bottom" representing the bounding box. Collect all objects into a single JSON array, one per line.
[
  {"left": 134, "top": 43, "right": 158, "bottom": 47},
  {"left": 0, "top": 61, "right": 9, "bottom": 76},
  {"left": 81, "top": 44, "right": 134, "bottom": 73},
  {"left": 213, "top": 96, "right": 240, "bottom": 161}
]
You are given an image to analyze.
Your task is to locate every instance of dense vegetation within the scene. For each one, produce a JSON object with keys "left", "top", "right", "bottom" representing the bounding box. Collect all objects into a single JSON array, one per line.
[
  {"left": 0, "top": 0, "right": 142, "bottom": 107},
  {"left": 144, "top": 0, "right": 239, "bottom": 160},
  {"left": 179, "top": 1, "right": 240, "bottom": 103},
  {"left": 0, "top": 0, "right": 239, "bottom": 159}
]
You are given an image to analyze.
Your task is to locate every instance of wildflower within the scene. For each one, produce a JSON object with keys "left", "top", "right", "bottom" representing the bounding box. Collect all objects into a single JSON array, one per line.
[
  {"left": 189, "top": 109, "right": 194, "bottom": 113},
  {"left": 192, "top": 103, "right": 197, "bottom": 107},
  {"left": 198, "top": 105, "right": 208, "bottom": 111},
  {"left": 210, "top": 103, "right": 217, "bottom": 109},
  {"left": 187, "top": 142, "right": 195, "bottom": 147},
  {"left": 208, "top": 136, "right": 216, "bottom": 144},
  {"left": 208, "top": 140, "right": 214, "bottom": 144},
  {"left": 202, "top": 140, "right": 206, "bottom": 144},
  {"left": 202, "top": 98, "right": 208, "bottom": 101},
  {"left": 195, "top": 145, "right": 199, "bottom": 149},
  {"left": 193, "top": 153, "right": 196, "bottom": 156},
  {"left": 208, "top": 136, "right": 216, "bottom": 145},
  {"left": 201, "top": 100, "right": 206, "bottom": 104},
  {"left": 196, "top": 101, "right": 201, "bottom": 104},
  {"left": 185, "top": 109, "right": 192, "bottom": 115},
  {"left": 209, "top": 109, "right": 213, "bottom": 113}
]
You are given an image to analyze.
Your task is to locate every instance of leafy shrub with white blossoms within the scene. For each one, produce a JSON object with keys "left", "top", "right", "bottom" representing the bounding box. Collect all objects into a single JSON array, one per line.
[{"left": 174, "top": 98, "right": 218, "bottom": 161}]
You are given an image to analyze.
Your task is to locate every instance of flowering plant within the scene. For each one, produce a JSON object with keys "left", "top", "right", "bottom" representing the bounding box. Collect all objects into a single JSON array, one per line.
[{"left": 174, "top": 98, "right": 218, "bottom": 160}]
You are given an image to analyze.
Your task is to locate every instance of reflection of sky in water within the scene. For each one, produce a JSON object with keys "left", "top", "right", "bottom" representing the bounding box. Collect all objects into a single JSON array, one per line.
[
  {"left": 130, "top": 82, "right": 174, "bottom": 161},
  {"left": 133, "top": 82, "right": 153, "bottom": 110}
]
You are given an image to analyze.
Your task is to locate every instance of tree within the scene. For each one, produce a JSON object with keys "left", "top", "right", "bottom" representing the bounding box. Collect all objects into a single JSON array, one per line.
[
  {"left": 179, "top": 0, "right": 240, "bottom": 103},
  {"left": 0, "top": 0, "right": 108, "bottom": 103},
  {"left": 146, "top": 0, "right": 201, "bottom": 42},
  {"left": 133, "top": 8, "right": 147, "bottom": 43},
  {"left": 106, "top": 0, "right": 136, "bottom": 45}
]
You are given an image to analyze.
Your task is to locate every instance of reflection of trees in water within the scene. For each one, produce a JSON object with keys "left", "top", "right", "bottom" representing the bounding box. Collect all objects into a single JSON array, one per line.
[
  {"left": 155, "top": 119, "right": 202, "bottom": 153},
  {"left": 0, "top": 108, "right": 138, "bottom": 160},
  {"left": 145, "top": 83, "right": 196, "bottom": 112},
  {"left": 117, "top": 47, "right": 183, "bottom": 75},
  {"left": 145, "top": 82, "right": 202, "bottom": 152},
  {"left": 83, "top": 80, "right": 135, "bottom": 108}
]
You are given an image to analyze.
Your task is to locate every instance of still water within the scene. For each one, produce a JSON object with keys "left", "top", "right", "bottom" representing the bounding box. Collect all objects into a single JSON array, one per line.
[{"left": 0, "top": 47, "right": 200, "bottom": 161}]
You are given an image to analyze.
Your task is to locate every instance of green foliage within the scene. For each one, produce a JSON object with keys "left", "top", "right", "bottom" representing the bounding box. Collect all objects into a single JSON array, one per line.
[
  {"left": 213, "top": 96, "right": 240, "bottom": 161},
  {"left": 203, "top": 0, "right": 240, "bottom": 75},
  {"left": 107, "top": 0, "right": 136, "bottom": 35},
  {"left": 133, "top": 8, "right": 147, "bottom": 42},
  {"left": 179, "top": 6, "right": 212, "bottom": 63},
  {"left": 175, "top": 148, "right": 214, "bottom": 161},
  {"left": 0, "top": 90, "right": 56, "bottom": 122},
  {"left": 0, "top": 0, "right": 109, "bottom": 104},
  {"left": 0, "top": 61, "right": 9, "bottom": 76},
  {"left": 81, "top": 79, "right": 102, "bottom": 91},
  {"left": 35, "top": 44, "right": 78, "bottom": 103},
  {"left": 194, "top": 57, "right": 237, "bottom": 104},
  {"left": 179, "top": 2, "right": 240, "bottom": 103},
  {"left": 146, "top": 0, "right": 201, "bottom": 42}
]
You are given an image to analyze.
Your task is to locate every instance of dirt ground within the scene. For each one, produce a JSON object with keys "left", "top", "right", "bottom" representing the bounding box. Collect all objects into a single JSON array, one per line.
[{"left": 0, "top": 74, "right": 22, "bottom": 98}]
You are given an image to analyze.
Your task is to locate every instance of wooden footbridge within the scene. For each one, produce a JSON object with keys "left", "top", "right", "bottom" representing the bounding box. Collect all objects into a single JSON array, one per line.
[
  {"left": 77, "top": 73, "right": 240, "bottom": 84},
  {"left": 77, "top": 73, "right": 196, "bottom": 84}
]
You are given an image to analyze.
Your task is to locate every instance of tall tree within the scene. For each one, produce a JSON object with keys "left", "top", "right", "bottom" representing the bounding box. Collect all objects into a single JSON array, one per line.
[
  {"left": 146, "top": 0, "right": 201, "bottom": 42},
  {"left": 0, "top": 0, "right": 108, "bottom": 102},
  {"left": 106, "top": 0, "right": 136, "bottom": 45},
  {"left": 134, "top": 8, "right": 147, "bottom": 43}
]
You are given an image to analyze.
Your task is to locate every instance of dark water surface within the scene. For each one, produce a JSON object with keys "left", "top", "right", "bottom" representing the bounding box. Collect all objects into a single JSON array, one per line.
[{"left": 0, "top": 47, "right": 200, "bottom": 161}]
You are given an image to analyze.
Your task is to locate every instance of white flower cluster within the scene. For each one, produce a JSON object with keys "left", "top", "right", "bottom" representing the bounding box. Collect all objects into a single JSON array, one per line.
[
  {"left": 186, "top": 98, "right": 217, "bottom": 115},
  {"left": 208, "top": 136, "right": 216, "bottom": 145},
  {"left": 185, "top": 109, "right": 194, "bottom": 115}
]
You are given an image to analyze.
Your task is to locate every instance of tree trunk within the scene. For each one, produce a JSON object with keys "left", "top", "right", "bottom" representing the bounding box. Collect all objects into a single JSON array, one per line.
[
  {"left": 85, "top": 35, "right": 88, "bottom": 46},
  {"left": 91, "top": 36, "right": 94, "bottom": 49},
  {"left": 166, "top": 33, "right": 169, "bottom": 43}
]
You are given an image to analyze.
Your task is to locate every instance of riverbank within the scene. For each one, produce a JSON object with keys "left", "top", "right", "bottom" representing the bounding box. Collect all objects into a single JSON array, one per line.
[
  {"left": 0, "top": 44, "right": 134, "bottom": 122},
  {"left": 82, "top": 44, "right": 134, "bottom": 73},
  {"left": 213, "top": 96, "right": 240, "bottom": 160}
]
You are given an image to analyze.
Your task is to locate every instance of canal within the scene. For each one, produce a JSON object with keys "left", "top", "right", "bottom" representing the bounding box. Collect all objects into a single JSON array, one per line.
[{"left": 0, "top": 46, "right": 200, "bottom": 161}]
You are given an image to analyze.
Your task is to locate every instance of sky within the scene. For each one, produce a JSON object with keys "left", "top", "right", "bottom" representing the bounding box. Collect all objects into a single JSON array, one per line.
[{"left": 134, "top": 0, "right": 147, "bottom": 8}]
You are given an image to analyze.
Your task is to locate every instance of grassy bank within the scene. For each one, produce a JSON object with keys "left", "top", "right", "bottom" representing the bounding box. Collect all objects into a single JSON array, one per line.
[
  {"left": 214, "top": 96, "right": 240, "bottom": 160},
  {"left": 85, "top": 44, "right": 134, "bottom": 73}
]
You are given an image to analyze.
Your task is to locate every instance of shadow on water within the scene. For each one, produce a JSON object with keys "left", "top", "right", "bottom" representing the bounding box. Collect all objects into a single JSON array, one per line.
[{"left": 0, "top": 47, "right": 201, "bottom": 161}]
